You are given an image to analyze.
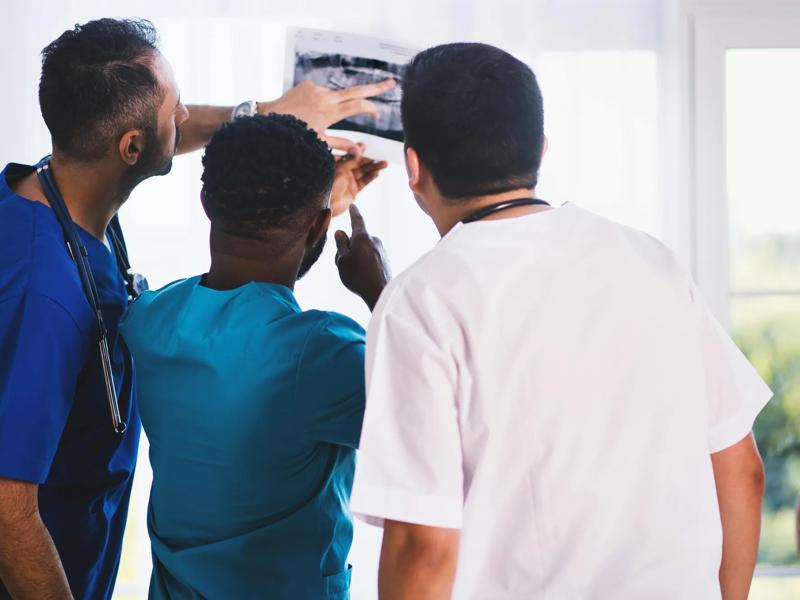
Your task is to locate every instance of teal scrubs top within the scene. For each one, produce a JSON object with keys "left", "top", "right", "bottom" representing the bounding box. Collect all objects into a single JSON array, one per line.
[{"left": 119, "top": 276, "right": 365, "bottom": 600}]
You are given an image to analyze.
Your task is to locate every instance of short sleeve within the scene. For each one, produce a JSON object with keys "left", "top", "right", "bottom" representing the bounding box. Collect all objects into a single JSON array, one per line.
[
  {"left": 692, "top": 286, "right": 773, "bottom": 453},
  {"left": 296, "top": 313, "right": 366, "bottom": 449},
  {"left": 350, "top": 284, "right": 463, "bottom": 529},
  {"left": 0, "top": 293, "right": 88, "bottom": 482}
]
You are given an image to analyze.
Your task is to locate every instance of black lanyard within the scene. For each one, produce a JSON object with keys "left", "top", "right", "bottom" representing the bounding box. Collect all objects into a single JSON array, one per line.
[
  {"left": 461, "top": 197, "right": 550, "bottom": 224},
  {"left": 34, "top": 157, "right": 145, "bottom": 434}
]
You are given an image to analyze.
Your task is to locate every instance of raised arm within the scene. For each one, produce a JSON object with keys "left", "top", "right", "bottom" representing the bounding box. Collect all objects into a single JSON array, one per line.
[
  {"left": 711, "top": 433, "right": 765, "bottom": 600},
  {"left": 177, "top": 79, "right": 396, "bottom": 155},
  {"left": 0, "top": 478, "right": 73, "bottom": 599}
]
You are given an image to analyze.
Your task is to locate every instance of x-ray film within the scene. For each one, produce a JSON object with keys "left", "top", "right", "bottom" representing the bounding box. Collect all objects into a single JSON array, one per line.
[{"left": 285, "top": 28, "right": 419, "bottom": 163}]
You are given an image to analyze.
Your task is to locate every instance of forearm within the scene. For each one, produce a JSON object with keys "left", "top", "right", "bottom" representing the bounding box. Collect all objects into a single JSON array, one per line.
[
  {"left": 0, "top": 515, "right": 73, "bottom": 599},
  {"left": 378, "top": 521, "right": 458, "bottom": 600},
  {"left": 717, "top": 482, "right": 762, "bottom": 599},
  {"left": 379, "top": 549, "right": 456, "bottom": 600},
  {"left": 176, "top": 104, "right": 233, "bottom": 154},
  {"left": 712, "top": 435, "right": 765, "bottom": 600},
  {"left": 361, "top": 282, "right": 387, "bottom": 312}
]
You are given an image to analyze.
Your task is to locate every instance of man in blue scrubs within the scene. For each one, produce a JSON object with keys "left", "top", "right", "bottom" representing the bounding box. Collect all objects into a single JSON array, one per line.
[
  {"left": 0, "top": 18, "right": 392, "bottom": 600},
  {"left": 119, "top": 114, "right": 389, "bottom": 599}
]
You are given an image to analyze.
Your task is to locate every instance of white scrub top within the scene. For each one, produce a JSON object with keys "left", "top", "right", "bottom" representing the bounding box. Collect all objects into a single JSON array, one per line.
[{"left": 350, "top": 203, "right": 772, "bottom": 600}]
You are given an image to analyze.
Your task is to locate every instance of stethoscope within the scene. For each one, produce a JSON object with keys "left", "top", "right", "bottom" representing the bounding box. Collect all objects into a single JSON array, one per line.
[
  {"left": 35, "top": 157, "right": 148, "bottom": 434},
  {"left": 461, "top": 197, "right": 551, "bottom": 224}
]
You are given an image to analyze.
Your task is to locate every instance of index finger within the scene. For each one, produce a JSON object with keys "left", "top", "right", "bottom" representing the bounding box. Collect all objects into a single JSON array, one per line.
[
  {"left": 336, "top": 79, "right": 397, "bottom": 102},
  {"left": 349, "top": 204, "right": 368, "bottom": 236}
]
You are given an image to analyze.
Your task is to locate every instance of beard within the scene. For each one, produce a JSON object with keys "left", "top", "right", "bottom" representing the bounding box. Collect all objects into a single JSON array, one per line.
[
  {"left": 297, "top": 232, "right": 327, "bottom": 280},
  {"left": 119, "top": 127, "right": 179, "bottom": 196}
]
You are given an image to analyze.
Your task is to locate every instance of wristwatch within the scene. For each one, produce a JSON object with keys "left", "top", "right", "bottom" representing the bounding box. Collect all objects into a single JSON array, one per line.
[{"left": 231, "top": 100, "right": 258, "bottom": 120}]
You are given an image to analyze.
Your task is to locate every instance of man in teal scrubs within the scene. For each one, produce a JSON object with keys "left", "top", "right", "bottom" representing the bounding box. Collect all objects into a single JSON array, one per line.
[{"left": 120, "top": 114, "right": 390, "bottom": 599}]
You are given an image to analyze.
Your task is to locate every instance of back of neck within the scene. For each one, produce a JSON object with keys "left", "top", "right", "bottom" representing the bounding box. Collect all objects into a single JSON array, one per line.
[{"left": 205, "top": 229, "right": 299, "bottom": 291}]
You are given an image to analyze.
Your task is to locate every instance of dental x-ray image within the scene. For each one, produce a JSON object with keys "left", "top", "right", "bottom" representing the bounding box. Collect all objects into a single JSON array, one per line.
[
  {"left": 294, "top": 52, "right": 406, "bottom": 141},
  {"left": 285, "top": 29, "right": 418, "bottom": 162}
]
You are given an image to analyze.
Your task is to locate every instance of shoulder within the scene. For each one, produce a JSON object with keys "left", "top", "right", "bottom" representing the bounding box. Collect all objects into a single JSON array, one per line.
[
  {"left": 610, "top": 218, "right": 692, "bottom": 297},
  {"left": 295, "top": 310, "right": 366, "bottom": 378},
  {"left": 569, "top": 204, "right": 680, "bottom": 263},
  {"left": 563, "top": 204, "right": 692, "bottom": 296},
  {"left": 122, "top": 277, "right": 196, "bottom": 318},
  {"left": 119, "top": 277, "right": 197, "bottom": 345},
  {"left": 300, "top": 310, "right": 366, "bottom": 349},
  {"left": 0, "top": 288, "right": 91, "bottom": 350},
  {"left": 0, "top": 190, "right": 94, "bottom": 334},
  {"left": 371, "top": 253, "right": 460, "bottom": 330}
]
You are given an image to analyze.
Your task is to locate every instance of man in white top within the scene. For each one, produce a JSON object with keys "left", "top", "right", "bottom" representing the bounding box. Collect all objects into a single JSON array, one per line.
[{"left": 347, "top": 43, "right": 771, "bottom": 600}]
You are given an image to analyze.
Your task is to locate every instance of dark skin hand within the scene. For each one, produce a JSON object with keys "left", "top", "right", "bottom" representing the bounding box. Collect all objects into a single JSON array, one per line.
[{"left": 334, "top": 204, "right": 391, "bottom": 310}]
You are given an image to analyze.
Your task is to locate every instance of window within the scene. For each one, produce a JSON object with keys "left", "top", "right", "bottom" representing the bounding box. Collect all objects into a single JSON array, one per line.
[
  {"left": 692, "top": 10, "right": 800, "bottom": 597},
  {"left": 726, "top": 48, "right": 800, "bottom": 572}
]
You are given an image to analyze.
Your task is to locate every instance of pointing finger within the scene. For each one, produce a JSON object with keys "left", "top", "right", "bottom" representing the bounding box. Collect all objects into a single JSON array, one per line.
[
  {"left": 336, "top": 78, "right": 396, "bottom": 102},
  {"left": 349, "top": 204, "right": 368, "bottom": 237},
  {"left": 334, "top": 230, "right": 350, "bottom": 265}
]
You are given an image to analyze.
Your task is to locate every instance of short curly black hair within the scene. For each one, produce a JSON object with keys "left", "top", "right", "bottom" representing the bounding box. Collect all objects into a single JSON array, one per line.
[
  {"left": 39, "top": 18, "right": 163, "bottom": 161},
  {"left": 201, "top": 114, "right": 335, "bottom": 237}
]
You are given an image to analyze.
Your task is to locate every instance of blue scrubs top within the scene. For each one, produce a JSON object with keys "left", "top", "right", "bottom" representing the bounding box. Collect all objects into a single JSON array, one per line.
[
  {"left": 120, "top": 276, "right": 365, "bottom": 600},
  {"left": 0, "top": 164, "right": 140, "bottom": 600}
]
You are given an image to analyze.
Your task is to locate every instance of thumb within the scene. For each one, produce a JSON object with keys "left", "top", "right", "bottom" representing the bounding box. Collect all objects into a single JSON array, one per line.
[{"left": 325, "top": 135, "right": 362, "bottom": 157}]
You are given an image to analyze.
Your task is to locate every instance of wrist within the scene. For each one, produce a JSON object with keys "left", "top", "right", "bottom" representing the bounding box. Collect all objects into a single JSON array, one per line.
[
  {"left": 231, "top": 100, "right": 262, "bottom": 121},
  {"left": 256, "top": 99, "right": 275, "bottom": 115},
  {"left": 360, "top": 281, "right": 387, "bottom": 312}
]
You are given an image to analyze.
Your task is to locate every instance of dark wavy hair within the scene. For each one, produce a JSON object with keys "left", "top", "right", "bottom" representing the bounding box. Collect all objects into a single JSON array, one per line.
[
  {"left": 201, "top": 114, "right": 335, "bottom": 237},
  {"left": 401, "top": 43, "right": 545, "bottom": 200},
  {"left": 39, "top": 18, "right": 163, "bottom": 161}
]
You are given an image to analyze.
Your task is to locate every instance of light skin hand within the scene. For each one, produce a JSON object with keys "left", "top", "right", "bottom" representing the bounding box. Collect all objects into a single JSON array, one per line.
[
  {"left": 711, "top": 433, "right": 765, "bottom": 600},
  {"left": 261, "top": 79, "right": 396, "bottom": 153},
  {"left": 378, "top": 520, "right": 460, "bottom": 600},
  {"left": 0, "top": 477, "right": 73, "bottom": 600},
  {"left": 334, "top": 204, "right": 391, "bottom": 311},
  {"left": 177, "top": 79, "right": 396, "bottom": 156},
  {"left": 330, "top": 144, "right": 388, "bottom": 218}
]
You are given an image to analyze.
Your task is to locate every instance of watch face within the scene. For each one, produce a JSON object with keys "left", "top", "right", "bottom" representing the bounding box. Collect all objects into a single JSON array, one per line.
[{"left": 233, "top": 101, "right": 255, "bottom": 119}]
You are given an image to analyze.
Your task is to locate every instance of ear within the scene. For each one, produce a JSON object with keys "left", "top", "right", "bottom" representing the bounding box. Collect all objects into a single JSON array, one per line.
[
  {"left": 541, "top": 135, "right": 549, "bottom": 161},
  {"left": 306, "top": 208, "right": 332, "bottom": 247},
  {"left": 118, "top": 129, "right": 146, "bottom": 166},
  {"left": 405, "top": 145, "right": 423, "bottom": 195}
]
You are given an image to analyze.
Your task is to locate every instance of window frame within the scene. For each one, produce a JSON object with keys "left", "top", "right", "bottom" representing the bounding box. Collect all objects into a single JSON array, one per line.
[
  {"left": 688, "top": 0, "right": 800, "bottom": 579},
  {"left": 689, "top": 1, "right": 800, "bottom": 324}
]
